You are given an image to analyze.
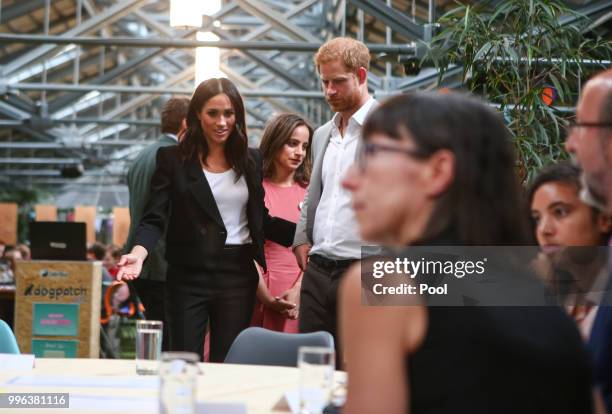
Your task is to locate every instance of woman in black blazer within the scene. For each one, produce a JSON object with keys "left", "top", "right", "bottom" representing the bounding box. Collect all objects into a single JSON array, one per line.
[{"left": 118, "top": 78, "right": 296, "bottom": 362}]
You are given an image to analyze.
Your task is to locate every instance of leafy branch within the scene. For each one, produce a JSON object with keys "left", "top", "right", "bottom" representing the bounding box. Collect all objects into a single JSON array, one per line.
[{"left": 426, "top": 0, "right": 612, "bottom": 182}]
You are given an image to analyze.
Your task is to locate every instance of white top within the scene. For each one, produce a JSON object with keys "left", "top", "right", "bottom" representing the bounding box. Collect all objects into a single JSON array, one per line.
[
  {"left": 202, "top": 168, "right": 252, "bottom": 245},
  {"left": 310, "top": 97, "right": 378, "bottom": 259}
]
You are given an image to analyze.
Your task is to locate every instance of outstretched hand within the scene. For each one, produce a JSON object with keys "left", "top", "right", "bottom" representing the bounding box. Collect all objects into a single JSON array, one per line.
[{"left": 116, "top": 254, "right": 144, "bottom": 281}]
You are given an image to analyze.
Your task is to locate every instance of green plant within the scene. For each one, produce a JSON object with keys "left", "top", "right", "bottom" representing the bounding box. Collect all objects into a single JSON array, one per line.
[{"left": 426, "top": 0, "right": 612, "bottom": 182}]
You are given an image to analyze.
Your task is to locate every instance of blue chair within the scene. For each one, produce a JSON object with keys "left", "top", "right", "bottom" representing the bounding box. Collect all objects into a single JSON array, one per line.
[
  {"left": 0, "top": 319, "right": 19, "bottom": 354},
  {"left": 224, "top": 327, "right": 334, "bottom": 367}
]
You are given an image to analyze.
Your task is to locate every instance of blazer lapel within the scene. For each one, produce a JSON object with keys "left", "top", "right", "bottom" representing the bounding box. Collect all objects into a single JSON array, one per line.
[
  {"left": 186, "top": 157, "right": 225, "bottom": 228},
  {"left": 306, "top": 121, "right": 333, "bottom": 240}
]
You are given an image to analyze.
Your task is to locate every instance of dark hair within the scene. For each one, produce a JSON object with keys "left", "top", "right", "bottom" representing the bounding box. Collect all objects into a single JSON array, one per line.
[
  {"left": 179, "top": 78, "right": 251, "bottom": 182},
  {"left": 161, "top": 96, "right": 190, "bottom": 134},
  {"left": 527, "top": 162, "right": 581, "bottom": 208},
  {"left": 259, "top": 113, "right": 313, "bottom": 187},
  {"left": 87, "top": 242, "right": 106, "bottom": 260},
  {"left": 109, "top": 244, "right": 123, "bottom": 260},
  {"left": 527, "top": 162, "right": 610, "bottom": 242},
  {"left": 363, "top": 92, "right": 529, "bottom": 245}
]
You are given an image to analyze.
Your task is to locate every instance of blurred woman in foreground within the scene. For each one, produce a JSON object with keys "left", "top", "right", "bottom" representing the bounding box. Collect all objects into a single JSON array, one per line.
[{"left": 339, "top": 93, "right": 594, "bottom": 414}]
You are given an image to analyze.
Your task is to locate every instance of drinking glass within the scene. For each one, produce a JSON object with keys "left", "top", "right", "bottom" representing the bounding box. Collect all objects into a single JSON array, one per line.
[
  {"left": 298, "top": 346, "right": 335, "bottom": 414},
  {"left": 135, "top": 320, "right": 162, "bottom": 375},
  {"left": 159, "top": 352, "right": 199, "bottom": 414}
]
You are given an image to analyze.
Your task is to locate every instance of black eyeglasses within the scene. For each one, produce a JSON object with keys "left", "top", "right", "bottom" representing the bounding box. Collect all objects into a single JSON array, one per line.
[
  {"left": 358, "top": 142, "right": 430, "bottom": 171},
  {"left": 564, "top": 120, "right": 612, "bottom": 134}
]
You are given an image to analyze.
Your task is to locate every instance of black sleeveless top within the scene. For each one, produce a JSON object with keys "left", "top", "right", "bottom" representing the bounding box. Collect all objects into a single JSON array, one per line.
[
  {"left": 406, "top": 236, "right": 593, "bottom": 413},
  {"left": 408, "top": 307, "right": 593, "bottom": 413}
]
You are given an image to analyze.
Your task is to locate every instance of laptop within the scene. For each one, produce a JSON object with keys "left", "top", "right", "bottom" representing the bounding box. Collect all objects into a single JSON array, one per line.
[{"left": 30, "top": 221, "right": 87, "bottom": 261}]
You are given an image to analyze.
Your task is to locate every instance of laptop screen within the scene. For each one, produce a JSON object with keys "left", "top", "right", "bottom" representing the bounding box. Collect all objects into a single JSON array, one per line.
[{"left": 30, "top": 222, "right": 87, "bottom": 261}]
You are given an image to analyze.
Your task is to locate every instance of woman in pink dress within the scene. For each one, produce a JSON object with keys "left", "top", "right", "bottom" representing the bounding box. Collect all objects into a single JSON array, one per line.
[{"left": 253, "top": 113, "right": 313, "bottom": 333}]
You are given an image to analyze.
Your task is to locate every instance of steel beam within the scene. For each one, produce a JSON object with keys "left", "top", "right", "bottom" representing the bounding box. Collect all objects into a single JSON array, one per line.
[
  {"left": 0, "top": 0, "right": 46, "bottom": 24},
  {"left": 47, "top": 27, "right": 198, "bottom": 113},
  {"left": 0, "top": 116, "right": 160, "bottom": 127},
  {"left": 48, "top": 49, "right": 177, "bottom": 113},
  {"left": 559, "top": 0, "right": 612, "bottom": 26},
  {"left": 77, "top": 66, "right": 194, "bottom": 139},
  {"left": 2, "top": 0, "right": 148, "bottom": 76},
  {"left": 214, "top": 31, "right": 312, "bottom": 91},
  {"left": 235, "top": 0, "right": 319, "bottom": 43},
  {"left": 349, "top": 0, "right": 425, "bottom": 40},
  {"left": 0, "top": 158, "right": 81, "bottom": 164},
  {"left": 0, "top": 140, "right": 151, "bottom": 149},
  {"left": 9, "top": 82, "right": 325, "bottom": 98},
  {"left": 240, "top": 0, "right": 320, "bottom": 42},
  {"left": 221, "top": 64, "right": 305, "bottom": 117},
  {"left": 8, "top": 179, "right": 126, "bottom": 187},
  {"left": 0, "top": 120, "right": 23, "bottom": 126},
  {"left": 0, "top": 33, "right": 416, "bottom": 54},
  {"left": 2, "top": 169, "right": 122, "bottom": 176}
]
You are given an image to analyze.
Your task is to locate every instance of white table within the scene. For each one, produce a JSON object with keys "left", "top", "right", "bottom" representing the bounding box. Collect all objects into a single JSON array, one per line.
[{"left": 0, "top": 358, "right": 343, "bottom": 413}]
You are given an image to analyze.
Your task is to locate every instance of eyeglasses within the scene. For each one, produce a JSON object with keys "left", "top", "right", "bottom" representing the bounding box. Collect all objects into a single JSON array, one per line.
[
  {"left": 357, "top": 142, "right": 430, "bottom": 171},
  {"left": 564, "top": 120, "right": 612, "bottom": 135}
]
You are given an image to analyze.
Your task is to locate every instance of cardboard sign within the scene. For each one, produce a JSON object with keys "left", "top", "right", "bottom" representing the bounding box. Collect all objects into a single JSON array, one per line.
[{"left": 15, "top": 261, "right": 101, "bottom": 358}]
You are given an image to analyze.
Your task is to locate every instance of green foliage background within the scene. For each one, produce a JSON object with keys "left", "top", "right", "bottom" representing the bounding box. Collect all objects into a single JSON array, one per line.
[{"left": 427, "top": 0, "right": 612, "bottom": 182}]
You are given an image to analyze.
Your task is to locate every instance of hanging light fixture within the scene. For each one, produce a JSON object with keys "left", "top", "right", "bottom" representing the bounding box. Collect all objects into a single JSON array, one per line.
[
  {"left": 195, "top": 31, "right": 225, "bottom": 85},
  {"left": 194, "top": 0, "right": 224, "bottom": 85},
  {"left": 169, "top": 0, "right": 203, "bottom": 28}
]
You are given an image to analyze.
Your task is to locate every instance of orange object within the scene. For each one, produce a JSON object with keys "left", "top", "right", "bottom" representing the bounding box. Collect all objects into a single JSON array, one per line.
[
  {"left": 100, "top": 281, "right": 145, "bottom": 324},
  {"left": 542, "top": 86, "right": 555, "bottom": 106}
]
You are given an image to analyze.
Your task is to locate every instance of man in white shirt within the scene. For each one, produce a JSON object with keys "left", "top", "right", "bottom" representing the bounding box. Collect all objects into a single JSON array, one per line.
[{"left": 293, "top": 38, "right": 377, "bottom": 357}]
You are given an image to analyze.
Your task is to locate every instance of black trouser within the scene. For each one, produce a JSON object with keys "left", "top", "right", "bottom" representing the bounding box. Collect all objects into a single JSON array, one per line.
[
  {"left": 165, "top": 246, "right": 258, "bottom": 362},
  {"left": 132, "top": 278, "right": 170, "bottom": 351},
  {"left": 299, "top": 254, "right": 356, "bottom": 368}
]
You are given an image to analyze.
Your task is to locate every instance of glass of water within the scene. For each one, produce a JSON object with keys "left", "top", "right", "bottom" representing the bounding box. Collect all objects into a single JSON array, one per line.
[
  {"left": 298, "top": 346, "right": 335, "bottom": 414},
  {"left": 135, "top": 320, "right": 163, "bottom": 375},
  {"left": 159, "top": 352, "right": 199, "bottom": 414}
]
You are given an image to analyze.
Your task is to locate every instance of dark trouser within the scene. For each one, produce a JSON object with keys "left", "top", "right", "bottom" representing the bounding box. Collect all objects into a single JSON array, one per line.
[
  {"left": 165, "top": 246, "right": 258, "bottom": 362},
  {"left": 299, "top": 254, "right": 356, "bottom": 368},
  {"left": 132, "top": 278, "right": 170, "bottom": 351}
]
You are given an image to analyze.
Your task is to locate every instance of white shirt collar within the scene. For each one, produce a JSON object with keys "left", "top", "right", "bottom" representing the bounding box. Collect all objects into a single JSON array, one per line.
[
  {"left": 331, "top": 97, "right": 377, "bottom": 129},
  {"left": 165, "top": 133, "right": 178, "bottom": 142}
]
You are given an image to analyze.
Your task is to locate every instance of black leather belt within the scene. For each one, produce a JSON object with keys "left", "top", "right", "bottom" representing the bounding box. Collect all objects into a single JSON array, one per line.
[
  {"left": 223, "top": 244, "right": 251, "bottom": 251},
  {"left": 309, "top": 254, "right": 357, "bottom": 271}
]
